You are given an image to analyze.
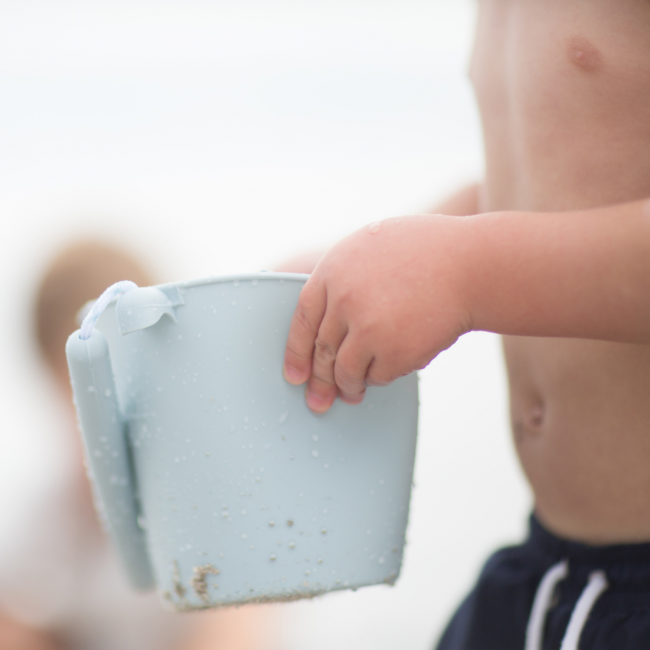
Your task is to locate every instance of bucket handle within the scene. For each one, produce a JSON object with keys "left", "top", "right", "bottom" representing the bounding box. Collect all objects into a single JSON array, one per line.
[
  {"left": 79, "top": 281, "right": 138, "bottom": 340},
  {"left": 66, "top": 325, "right": 155, "bottom": 590}
]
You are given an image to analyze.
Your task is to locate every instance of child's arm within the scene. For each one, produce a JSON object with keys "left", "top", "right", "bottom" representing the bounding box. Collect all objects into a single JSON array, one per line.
[{"left": 283, "top": 198, "right": 650, "bottom": 412}]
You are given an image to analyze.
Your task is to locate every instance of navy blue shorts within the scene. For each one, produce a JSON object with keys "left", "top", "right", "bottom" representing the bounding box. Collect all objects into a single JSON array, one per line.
[{"left": 435, "top": 515, "right": 650, "bottom": 650}]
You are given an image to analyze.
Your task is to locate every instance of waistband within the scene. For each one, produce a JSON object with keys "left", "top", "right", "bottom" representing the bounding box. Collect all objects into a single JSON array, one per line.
[
  {"left": 527, "top": 513, "right": 650, "bottom": 568},
  {"left": 525, "top": 513, "right": 650, "bottom": 605}
]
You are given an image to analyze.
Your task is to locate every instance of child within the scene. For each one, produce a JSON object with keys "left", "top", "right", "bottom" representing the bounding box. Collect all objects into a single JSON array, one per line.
[{"left": 283, "top": 2, "right": 650, "bottom": 648}]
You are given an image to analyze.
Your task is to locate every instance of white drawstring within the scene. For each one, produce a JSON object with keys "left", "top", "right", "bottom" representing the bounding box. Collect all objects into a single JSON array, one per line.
[
  {"left": 559, "top": 570, "right": 608, "bottom": 650},
  {"left": 525, "top": 562, "right": 608, "bottom": 650},
  {"left": 525, "top": 560, "right": 569, "bottom": 650}
]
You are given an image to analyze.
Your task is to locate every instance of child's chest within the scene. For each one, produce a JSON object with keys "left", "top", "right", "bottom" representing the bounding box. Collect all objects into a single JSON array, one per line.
[{"left": 472, "top": 0, "right": 650, "bottom": 213}]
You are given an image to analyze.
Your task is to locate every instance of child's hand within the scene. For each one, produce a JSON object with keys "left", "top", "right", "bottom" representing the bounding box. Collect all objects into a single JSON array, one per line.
[{"left": 283, "top": 215, "right": 473, "bottom": 412}]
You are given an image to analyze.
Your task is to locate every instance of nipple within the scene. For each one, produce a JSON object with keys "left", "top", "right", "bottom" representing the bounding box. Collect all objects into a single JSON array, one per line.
[{"left": 567, "top": 37, "right": 603, "bottom": 73}]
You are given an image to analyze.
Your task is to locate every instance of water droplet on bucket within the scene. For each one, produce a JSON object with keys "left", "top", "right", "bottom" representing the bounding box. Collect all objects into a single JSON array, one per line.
[
  {"left": 311, "top": 449, "right": 319, "bottom": 458},
  {"left": 288, "top": 541, "right": 296, "bottom": 549},
  {"left": 304, "top": 569, "right": 311, "bottom": 576},
  {"left": 104, "top": 388, "right": 112, "bottom": 397},
  {"left": 368, "top": 221, "right": 382, "bottom": 234},
  {"left": 321, "top": 528, "right": 327, "bottom": 535},
  {"left": 269, "top": 520, "right": 275, "bottom": 527},
  {"left": 269, "top": 554, "right": 277, "bottom": 561},
  {"left": 251, "top": 279, "right": 258, "bottom": 286},
  {"left": 279, "top": 412, "right": 288, "bottom": 424},
  {"left": 378, "top": 556, "right": 385, "bottom": 565},
  {"left": 312, "top": 434, "right": 319, "bottom": 442},
  {"left": 287, "top": 519, "right": 294, "bottom": 527},
  {"left": 233, "top": 280, "right": 240, "bottom": 287}
]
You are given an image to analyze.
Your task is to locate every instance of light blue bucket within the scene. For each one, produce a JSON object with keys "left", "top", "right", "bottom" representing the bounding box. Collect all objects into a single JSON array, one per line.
[{"left": 66, "top": 273, "right": 419, "bottom": 609}]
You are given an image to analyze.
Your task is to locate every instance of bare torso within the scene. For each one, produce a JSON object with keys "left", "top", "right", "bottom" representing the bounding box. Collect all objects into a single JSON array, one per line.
[{"left": 472, "top": 0, "right": 650, "bottom": 543}]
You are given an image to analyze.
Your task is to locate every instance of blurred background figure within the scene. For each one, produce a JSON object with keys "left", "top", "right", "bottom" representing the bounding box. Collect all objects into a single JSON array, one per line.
[{"left": 0, "top": 239, "right": 271, "bottom": 650}]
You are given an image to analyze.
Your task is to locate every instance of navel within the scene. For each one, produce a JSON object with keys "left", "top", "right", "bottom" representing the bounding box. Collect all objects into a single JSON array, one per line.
[
  {"left": 513, "top": 402, "right": 545, "bottom": 444},
  {"left": 528, "top": 404, "right": 544, "bottom": 428},
  {"left": 567, "top": 36, "right": 603, "bottom": 73}
]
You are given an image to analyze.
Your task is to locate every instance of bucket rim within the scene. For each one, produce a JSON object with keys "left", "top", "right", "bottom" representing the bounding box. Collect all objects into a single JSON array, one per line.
[{"left": 158, "top": 271, "right": 309, "bottom": 292}]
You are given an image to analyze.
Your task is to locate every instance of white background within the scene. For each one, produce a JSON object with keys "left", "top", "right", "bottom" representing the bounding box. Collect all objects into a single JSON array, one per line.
[{"left": 0, "top": 1, "right": 532, "bottom": 648}]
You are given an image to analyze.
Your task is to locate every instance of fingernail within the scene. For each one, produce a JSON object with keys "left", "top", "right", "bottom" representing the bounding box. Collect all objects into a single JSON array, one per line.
[
  {"left": 306, "top": 388, "right": 329, "bottom": 413},
  {"left": 340, "top": 391, "right": 364, "bottom": 404},
  {"left": 283, "top": 364, "right": 305, "bottom": 385}
]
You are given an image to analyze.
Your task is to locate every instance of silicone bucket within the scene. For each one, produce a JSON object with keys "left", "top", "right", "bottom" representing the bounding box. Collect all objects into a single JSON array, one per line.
[{"left": 66, "top": 273, "right": 418, "bottom": 609}]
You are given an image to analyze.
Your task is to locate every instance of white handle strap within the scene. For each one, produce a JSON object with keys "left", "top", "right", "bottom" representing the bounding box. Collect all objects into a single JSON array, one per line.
[{"left": 79, "top": 281, "right": 138, "bottom": 340}]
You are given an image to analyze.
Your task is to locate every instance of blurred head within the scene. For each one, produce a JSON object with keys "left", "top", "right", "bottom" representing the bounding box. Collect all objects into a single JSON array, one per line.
[{"left": 34, "top": 240, "right": 154, "bottom": 389}]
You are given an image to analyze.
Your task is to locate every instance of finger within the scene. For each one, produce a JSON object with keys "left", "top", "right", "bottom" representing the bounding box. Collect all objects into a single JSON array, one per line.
[
  {"left": 333, "top": 335, "right": 374, "bottom": 404},
  {"left": 283, "top": 280, "right": 326, "bottom": 385},
  {"left": 305, "top": 375, "right": 339, "bottom": 413},
  {"left": 365, "top": 357, "right": 401, "bottom": 388},
  {"left": 305, "top": 317, "right": 348, "bottom": 413}
]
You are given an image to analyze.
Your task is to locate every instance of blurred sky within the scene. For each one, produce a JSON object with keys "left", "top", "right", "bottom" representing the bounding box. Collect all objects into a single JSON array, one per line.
[{"left": 0, "top": 1, "right": 532, "bottom": 649}]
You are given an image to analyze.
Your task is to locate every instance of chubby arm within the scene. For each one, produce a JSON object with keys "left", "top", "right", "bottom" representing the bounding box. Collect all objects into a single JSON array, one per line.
[
  {"left": 283, "top": 198, "right": 650, "bottom": 412},
  {"left": 467, "top": 200, "right": 650, "bottom": 341}
]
